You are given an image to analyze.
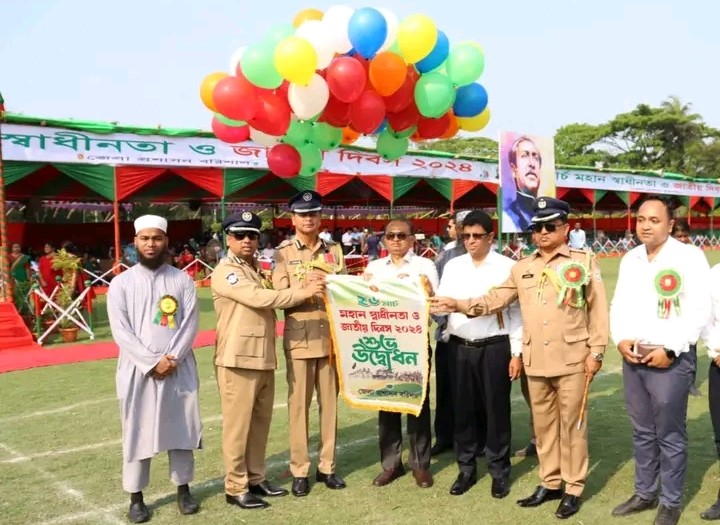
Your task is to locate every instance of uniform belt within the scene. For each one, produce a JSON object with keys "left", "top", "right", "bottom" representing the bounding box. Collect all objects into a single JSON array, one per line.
[{"left": 449, "top": 334, "right": 508, "bottom": 348}]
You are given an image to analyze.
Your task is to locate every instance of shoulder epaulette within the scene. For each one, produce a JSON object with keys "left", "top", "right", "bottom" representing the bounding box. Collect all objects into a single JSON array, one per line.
[{"left": 277, "top": 239, "right": 293, "bottom": 249}]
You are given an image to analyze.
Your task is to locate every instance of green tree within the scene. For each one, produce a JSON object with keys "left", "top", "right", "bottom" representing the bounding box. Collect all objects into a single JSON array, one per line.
[{"left": 419, "top": 136, "right": 499, "bottom": 158}]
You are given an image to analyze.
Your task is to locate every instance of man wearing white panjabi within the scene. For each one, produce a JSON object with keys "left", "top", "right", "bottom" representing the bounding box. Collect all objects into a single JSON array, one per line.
[{"left": 108, "top": 214, "right": 202, "bottom": 524}]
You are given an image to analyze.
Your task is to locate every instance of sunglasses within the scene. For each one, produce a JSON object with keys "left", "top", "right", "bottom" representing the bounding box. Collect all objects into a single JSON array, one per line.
[
  {"left": 385, "top": 232, "right": 410, "bottom": 241},
  {"left": 530, "top": 222, "right": 563, "bottom": 233},
  {"left": 229, "top": 232, "right": 259, "bottom": 241},
  {"left": 462, "top": 232, "right": 490, "bottom": 241}
]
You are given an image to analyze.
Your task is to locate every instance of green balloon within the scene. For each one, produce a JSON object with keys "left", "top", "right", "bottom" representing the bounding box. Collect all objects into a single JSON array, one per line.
[
  {"left": 240, "top": 41, "right": 282, "bottom": 89},
  {"left": 214, "top": 113, "right": 246, "bottom": 127},
  {"left": 264, "top": 23, "right": 295, "bottom": 45},
  {"left": 282, "top": 120, "right": 312, "bottom": 148},
  {"left": 446, "top": 43, "right": 485, "bottom": 87},
  {"left": 297, "top": 143, "right": 322, "bottom": 177},
  {"left": 388, "top": 124, "right": 416, "bottom": 139},
  {"left": 311, "top": 122, "right": 343, "bottom": 150},
  {"left": 377, "top": 129, "right": 409, "bottom": 161},
  {"left": 414, "top": 72, "right": 456, "bottom": 118}
]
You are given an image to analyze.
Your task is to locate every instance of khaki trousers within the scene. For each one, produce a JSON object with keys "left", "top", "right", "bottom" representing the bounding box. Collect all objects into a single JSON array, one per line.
[
  {"left": 527, "top": 372, "right": 588, "bottom": 496},
  {"left": 217, "top": 367, "right": 275, "bottom": 496},
  {"left": 287, "top": 356, "right": 338, "bottom": 477}
]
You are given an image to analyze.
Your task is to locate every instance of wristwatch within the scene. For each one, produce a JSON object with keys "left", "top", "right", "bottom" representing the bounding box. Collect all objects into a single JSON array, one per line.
[
  {"left": 591, "top": 352, "right": 604, "bottom": 362},
  {"left": 664, "top": 348, "right": 677, "bottom": 360}
]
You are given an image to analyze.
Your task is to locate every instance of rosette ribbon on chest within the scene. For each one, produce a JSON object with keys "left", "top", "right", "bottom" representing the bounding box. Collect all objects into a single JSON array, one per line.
[
  {"left": 654, "top": 269, "right": 682, "bottom": 319},
  {"left": 154, "top": 295, "right": 179, "bottom": 329}
]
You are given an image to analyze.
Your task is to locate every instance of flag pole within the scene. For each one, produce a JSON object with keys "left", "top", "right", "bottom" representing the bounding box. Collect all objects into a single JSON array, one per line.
[{"left": 0, "top": 92, "right": 12, "bottom": 303}]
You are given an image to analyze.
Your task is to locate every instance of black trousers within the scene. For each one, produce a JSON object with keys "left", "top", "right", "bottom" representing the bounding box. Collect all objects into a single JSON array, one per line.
[
  {"left": 709, "top": 361, "right": 720, "bottom": 444},
  {"left": 378, "top": 351, "right": 432, "bottom": 471},
  {"left": 449, "top": 335, "right": 511, "bottom": 480},
  {"left": 433, "top": 340, "right": 455, "bottom": 446}
]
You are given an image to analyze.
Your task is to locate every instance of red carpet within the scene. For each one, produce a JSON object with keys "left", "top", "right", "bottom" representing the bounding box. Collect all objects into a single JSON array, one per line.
[
  {"left": 0, "top": 302, "right": 39, "bottom": 351},
  {"left": 0, "top": 321, "right": 286, "bottom": 374}
]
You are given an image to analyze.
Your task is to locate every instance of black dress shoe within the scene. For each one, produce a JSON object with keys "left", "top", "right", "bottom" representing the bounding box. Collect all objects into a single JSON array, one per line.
[
  {"left": 701, "top": 498, "right": 720, "bottom": 520},
  {"left": 128, "top": 501, "right": 150, "bottom": 523},
  {"left": 225, "top": 493, "right": 270, "bottom": 509},
  {"left": 655, "top": 504, "right": 682, "bottom": 525},
  {"left": 316, "top": 471, "right": 347, "bottom": 489},
  {"left": 449, "top": 471, "right": 477, "bottom": 495},
  {"left": 291, "top": 477, "right": 310, "bottom": 497},
  {"left": 249, "top": 481, "right": 288, "bottom": 498},
  {"left": 491, "top": 478, "right": 510, "bottom": 499},
  {"left": 555, "top": 494, "right": 580, "bottom": 519},
  {"left": 516, "top": 485, "right": 563, "bottom": 507},
  {"left": 611, "top": 494, "right": 659, "bottom": 516},
  {"left": 430, "top": 442, "right": 452, "bottom": 456},
  {"left": 177, "top": 491, "right": 200, "bottom": 515}
]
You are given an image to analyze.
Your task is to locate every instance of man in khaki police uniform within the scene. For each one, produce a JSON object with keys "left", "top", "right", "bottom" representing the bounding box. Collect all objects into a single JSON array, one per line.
[
  {"left": 431, "top": 197, "right": 609, "bottom": 520},
  {"left": 272, "top": 191, "right": 347, "bottom": 497},
  {"left": 211, "top": 211, "right": 325, "bottom": 510}
]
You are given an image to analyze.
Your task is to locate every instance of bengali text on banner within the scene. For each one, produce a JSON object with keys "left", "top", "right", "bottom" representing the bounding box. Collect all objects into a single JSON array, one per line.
[{"left": 324, "top": 275, "right": 430, "bottom": 416}]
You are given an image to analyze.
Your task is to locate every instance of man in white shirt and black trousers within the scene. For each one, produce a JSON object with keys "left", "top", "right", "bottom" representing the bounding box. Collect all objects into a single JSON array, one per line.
[
  {"left": 364, "top": 218, "right": 439, "bottom": 490},
  {"left": 610, "top": 194, "right": 711, "bottom": 525},
  {"left": 435, "top": 210, "right": 523, "bottom": 498}
]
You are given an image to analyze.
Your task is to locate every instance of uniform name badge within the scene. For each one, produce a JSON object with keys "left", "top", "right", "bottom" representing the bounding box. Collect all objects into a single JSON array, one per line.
[
  {"left": 655, "top": 269, "right": 682, "bottom": 318},
  {"left": 154, "top": 295, "right": 179, "bottom": 329}
]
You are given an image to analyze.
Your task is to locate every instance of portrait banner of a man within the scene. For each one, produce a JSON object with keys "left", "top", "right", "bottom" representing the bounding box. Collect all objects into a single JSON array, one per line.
[{"left": 499, "top": 132, "right": 556, "bottom": 233}]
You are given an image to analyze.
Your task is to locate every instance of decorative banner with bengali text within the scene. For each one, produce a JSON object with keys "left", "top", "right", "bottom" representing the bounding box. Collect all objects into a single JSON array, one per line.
[{"left": 325, "top": 275, "right": 430, "bottom": 416}]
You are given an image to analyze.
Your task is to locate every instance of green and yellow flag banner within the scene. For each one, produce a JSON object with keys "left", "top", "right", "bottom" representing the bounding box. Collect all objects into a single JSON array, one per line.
[{"left": 324, "top": 275, "right": 430, "bottom": 416}]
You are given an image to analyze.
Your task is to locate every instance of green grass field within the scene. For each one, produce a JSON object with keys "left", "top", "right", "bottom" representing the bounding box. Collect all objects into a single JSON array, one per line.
[{"left": 2, "top": 256, "right": 720, "bottom": 525}]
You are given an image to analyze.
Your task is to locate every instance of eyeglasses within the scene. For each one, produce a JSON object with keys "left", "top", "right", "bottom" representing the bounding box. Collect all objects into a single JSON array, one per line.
[
  {"left": 229, "top": 232, "right": 259, "bottom": 241},
  {"left": 385, "top": 232, "right": 410, "bottom": 241},
  {"left": 530, "top": 222, "right": 562, "bottom": 233},
  {"left": 462, "top": 232, "right": 490, "bottom": 241}
]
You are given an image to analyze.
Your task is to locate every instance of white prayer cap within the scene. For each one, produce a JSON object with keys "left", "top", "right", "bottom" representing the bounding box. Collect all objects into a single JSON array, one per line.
[{"left": 134, "top": 215, "right": 168, "bottom": 234}]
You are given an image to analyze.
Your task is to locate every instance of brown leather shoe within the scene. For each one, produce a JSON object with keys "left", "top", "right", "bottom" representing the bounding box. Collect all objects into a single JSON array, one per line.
[
  {"left": 412, "top": 469, "right": 433, "bottom": 488},
  {"left": 372, "top": 466, "right": 405, "bottom": 487}
]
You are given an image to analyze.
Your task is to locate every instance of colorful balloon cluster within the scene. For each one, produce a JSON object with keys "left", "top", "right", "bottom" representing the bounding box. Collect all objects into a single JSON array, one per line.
[{"left": 200, "top": 6, "right": 490, "bottom": 178}]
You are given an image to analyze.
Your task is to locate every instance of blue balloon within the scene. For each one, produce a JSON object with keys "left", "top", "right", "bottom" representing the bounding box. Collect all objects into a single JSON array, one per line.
[
  {"left": 453, "top": 83, "right": 489, "bottom": 117},
  {"left": 416, "top": 31, "right": 449, "bottom": 73},
  {"left": 373, "top": 120, "right": 387, "bottom": 134},
  {"left": 348, "top": 7, "right": 387, "bottom": 59}
]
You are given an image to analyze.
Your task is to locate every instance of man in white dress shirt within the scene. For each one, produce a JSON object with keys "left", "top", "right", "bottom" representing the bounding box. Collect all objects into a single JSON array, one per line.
[
  {"left": 568, "top": 223, "right": 586, "bottom": 249},
  {"left": 364, "top": 218, "right": 439, "bottom": 490},
  {"left": 436, "top": 210, "right": 523, "bottom": 498},
  {"left": 610, "top": 195, "right": 711, "bottom": 525},
  {"left": 700, "top": 263, "right": 720, "bottom": 521}
]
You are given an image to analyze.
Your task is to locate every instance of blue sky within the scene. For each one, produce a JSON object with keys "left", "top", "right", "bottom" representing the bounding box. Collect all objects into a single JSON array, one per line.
[{"left": 2, "top": 0, "right": 718, "bottom": 141}]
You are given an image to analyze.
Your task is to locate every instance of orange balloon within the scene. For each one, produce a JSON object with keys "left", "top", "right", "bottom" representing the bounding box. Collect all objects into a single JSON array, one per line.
[
  {"left": 200, "top": 72, "right": 228, "bottom": 112},
  {"left": 440, "top": 111, "right": 459, "bottom": 139},
  {"left": 293, "top": 8, "right": 323, "bottom": 28},
  {"left": 341, "top": 127, "right": 361, "bottom": 145},
  {"left": 369, "top": 52, "right": 407, "bottom": 97}
]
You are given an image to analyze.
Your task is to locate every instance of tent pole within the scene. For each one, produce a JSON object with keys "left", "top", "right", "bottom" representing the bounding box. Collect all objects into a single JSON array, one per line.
[
  {"left": 0, "top": 105, "right": 12, "bottom": 303},
  {"left": 113, "top": 198, "right": 121, "bottom": 272}
]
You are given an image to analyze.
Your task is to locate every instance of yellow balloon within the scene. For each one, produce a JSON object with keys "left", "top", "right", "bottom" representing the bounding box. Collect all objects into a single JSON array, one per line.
[
  {"left": 397, "top": 14, "right": 437, "bottom": 64},
  {"left": 274, "top": 36, "right": 318, "bottom": 86},
  {"left": 200, "top": 71, "right": 228, "bottom": 112},
  {"left": 293, "top": 7, "right": 324, "bottom": 28},
  {"left": 457, "top": 108, "right": 491, "bottom": 132}
]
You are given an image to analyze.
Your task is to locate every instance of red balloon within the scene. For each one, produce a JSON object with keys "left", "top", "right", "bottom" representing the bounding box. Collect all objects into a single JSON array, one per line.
[
  {"left": 248, "top": 92, "right": 291, "bottom": 136},
  {"left": 349, "top": 91, "right": 385, "bottom": 134},
  {"left": 417, "top": 112, "right": 453, "bottom": 139},
  {"left": 319, "top": 95, "right": 351, "bottom": 127},
  {"left": 326, "top": 56, "right": 367, "bottom": 103},
  {"left": 211, "top": 117, "right": 250, "bottom": 144},
  {"left": 352, "top": 55, "right": 371, "bottom": 75},
  {"left": 383, "top": 69, "right": 417, "bottom": 113},
  {"left": 387, "top": 102, "right": 420, "bottom": 133},
  {"left": 267, "top": 143, "right": 301, "bottom": 178},
  {"left": 213, "top": 76, "right": 260, "bottom": 122}
]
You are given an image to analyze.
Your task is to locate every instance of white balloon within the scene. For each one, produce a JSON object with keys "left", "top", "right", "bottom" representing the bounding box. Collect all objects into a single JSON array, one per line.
[
  {"left": 250, "top": 127, "right": 280, "bottom": 148},
  {"left": 377, "top": 8, "right": 399, "bottom": 53},
  {"left": 296, "top": 20, "right": 335, "bottom": 70},
  {"left": 322, "top": 5, "right": 354, "bottom": 54},
  {"left": 288, "top": 74, "right": 330, "bottom": 120},
  {"left": 228, "top": 46, "right": 246, "bottom": 75}
]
